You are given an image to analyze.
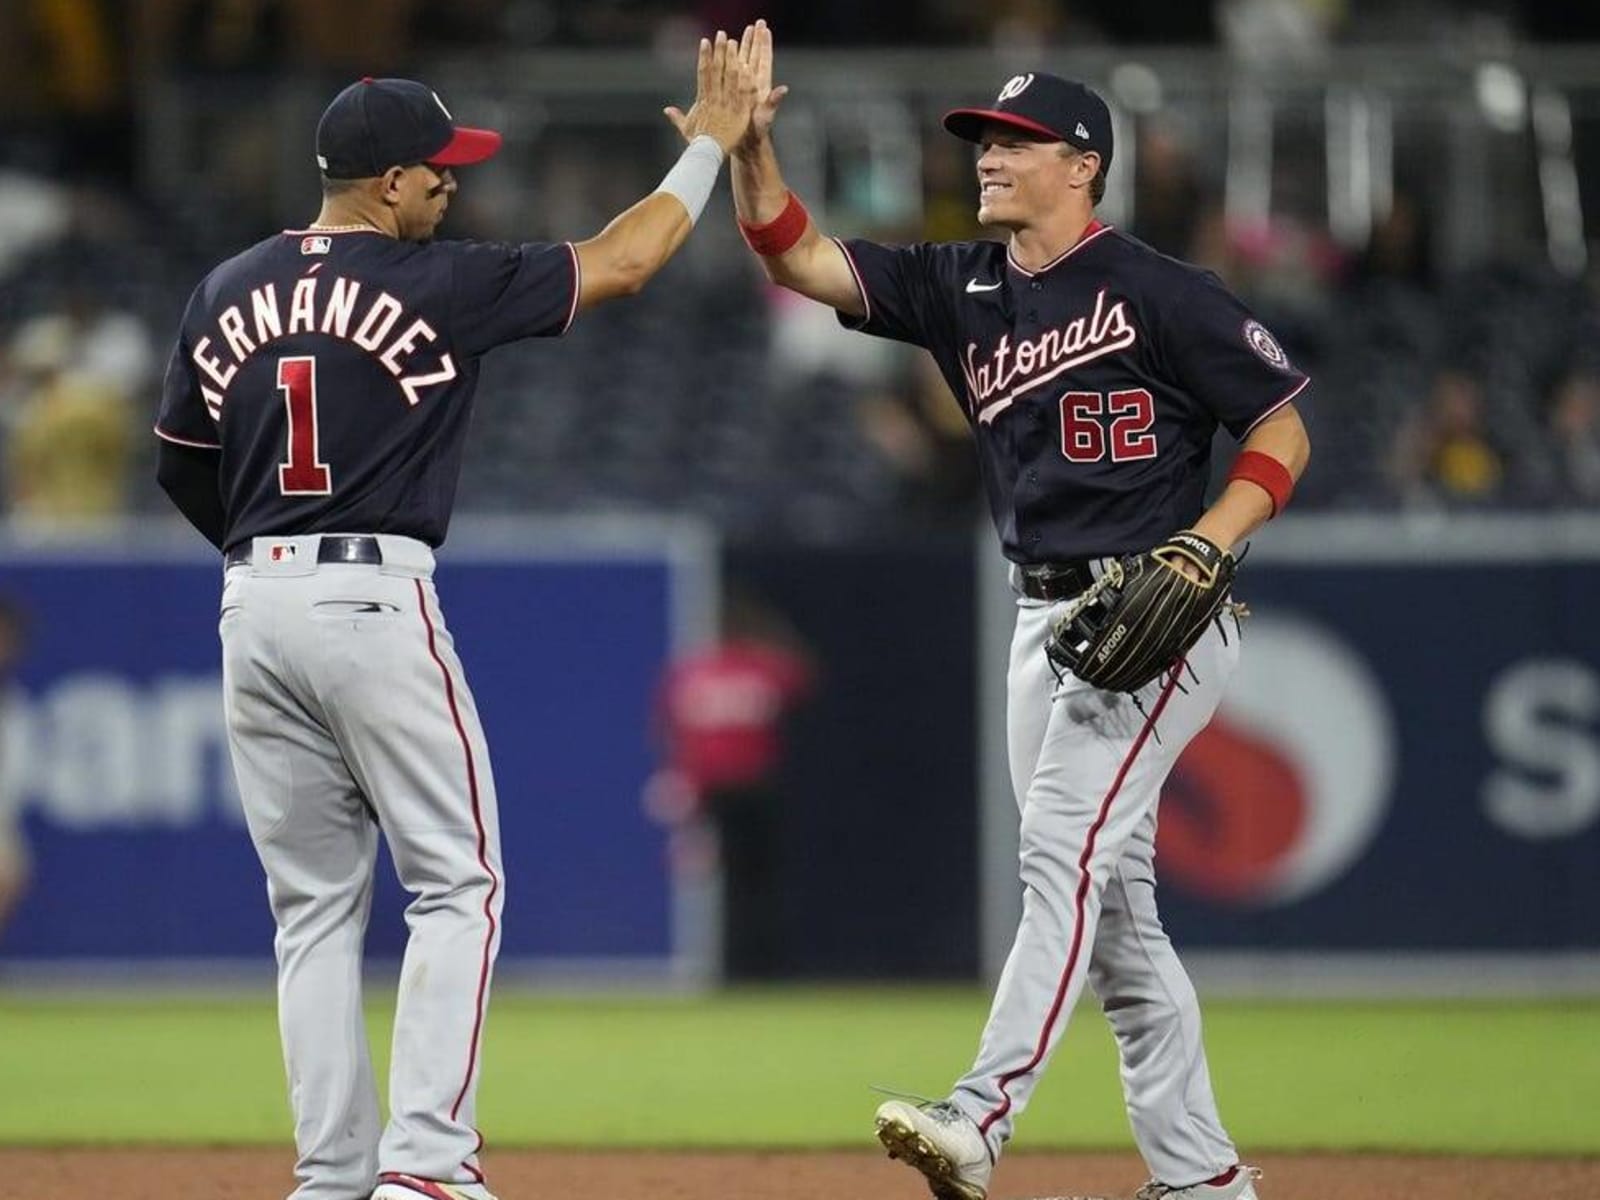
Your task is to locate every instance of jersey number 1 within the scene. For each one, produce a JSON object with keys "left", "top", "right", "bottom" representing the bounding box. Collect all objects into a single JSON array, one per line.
[{"left": 277, "top": 356, "right": 332, "bottom": 495}]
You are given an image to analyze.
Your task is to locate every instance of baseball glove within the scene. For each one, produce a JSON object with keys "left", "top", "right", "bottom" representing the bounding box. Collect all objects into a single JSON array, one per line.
[{"left": 1044, "top": 530, "right": 1237, "bottom": 693}]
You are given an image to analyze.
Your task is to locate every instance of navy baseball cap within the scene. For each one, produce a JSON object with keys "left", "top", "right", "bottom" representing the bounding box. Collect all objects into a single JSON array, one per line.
[
  {"left": 944, "top": 73, "right": 1113, "bottom": 169},
  {"left": 316, "top": 77, "right": 503, "bottom": 180}
]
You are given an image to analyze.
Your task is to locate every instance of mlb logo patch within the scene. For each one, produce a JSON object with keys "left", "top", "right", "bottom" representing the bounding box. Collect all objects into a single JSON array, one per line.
[
  {"left": 301, "top": 236, "right": 332, "bottom": 256},
  {"left": 269, "top": 543, "right": 299, "bottom": 563}
]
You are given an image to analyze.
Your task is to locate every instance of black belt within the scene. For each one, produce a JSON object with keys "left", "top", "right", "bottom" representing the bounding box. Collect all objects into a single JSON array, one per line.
[
  {"left": 1016, "top": 559, "right": 1098, "bottom": 601},
  {"left": 224, "top": 535, "right": 383, "bottom": 570}
]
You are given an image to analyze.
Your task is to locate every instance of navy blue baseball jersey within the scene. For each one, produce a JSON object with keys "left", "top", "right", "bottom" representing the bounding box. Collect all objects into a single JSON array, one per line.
[
  {"left": 834, "top": 222, "right": 1309, "bottom": 562},
  {"left": 156, "top": 227, "right": 579, "bottom": 550}
]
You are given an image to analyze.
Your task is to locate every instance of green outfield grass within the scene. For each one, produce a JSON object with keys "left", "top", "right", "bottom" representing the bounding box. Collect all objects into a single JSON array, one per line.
[{"left": 1, "top": 988, "right": 1596, "bottom": 1153}]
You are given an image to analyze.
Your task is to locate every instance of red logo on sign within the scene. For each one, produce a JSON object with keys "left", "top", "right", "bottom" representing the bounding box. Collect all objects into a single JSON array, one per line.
[
  {"left": 1160, "top": 716, "right": 1308, "bottom": 902},
  {"left": 1159, "top": 614, "right": 1395, "bottom": 908}
]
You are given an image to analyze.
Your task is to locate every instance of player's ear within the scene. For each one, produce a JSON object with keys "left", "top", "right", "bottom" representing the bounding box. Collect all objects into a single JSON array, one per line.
[
  {"left": 378, "top": 166, "right": 408, "bottom": 206},
  {"left": 1061, "top": 149, "right": 1098, "bottom": 195}
]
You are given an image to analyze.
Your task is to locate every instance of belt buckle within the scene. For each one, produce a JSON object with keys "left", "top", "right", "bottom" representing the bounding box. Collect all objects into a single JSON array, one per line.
[{"left": 319, "top": 535, "right": 382, "bottom": 566}]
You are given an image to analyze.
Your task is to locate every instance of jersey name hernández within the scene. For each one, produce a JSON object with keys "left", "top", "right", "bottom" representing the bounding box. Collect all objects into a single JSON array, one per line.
[
  {"left": 834, "top": 222, "right": 1309, "bottom": 562},
  {"left": 188, "top": 264, "right": 459, "bottom": 422}
]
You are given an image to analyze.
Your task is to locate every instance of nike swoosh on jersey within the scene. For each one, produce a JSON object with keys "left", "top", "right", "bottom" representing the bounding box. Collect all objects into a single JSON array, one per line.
[{"left": 966, "top": 279, "right": 1003, "bottom": 293}]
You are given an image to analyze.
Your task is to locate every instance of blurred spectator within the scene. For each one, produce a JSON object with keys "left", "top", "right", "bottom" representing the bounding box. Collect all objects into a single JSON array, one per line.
[
  {"left": 0, "top": 597, "right": 28, "bottom": 940},
  {"left": 1202, "top": 212, "right": 1344, "bottom": 313},
  {"left": 1517, "top": 369, "right": 1600, "bottom": 505},
  {"left": 1347, "top": 188, "right": 1435, "bottom": 291},
  {"left": 921, "top": 134, "right": 984, "bottom": 245},
  {"left": 0, "top": 292, "right": 150, "bottom": 524},
  {"left": 2, "top": 345, "right": 136, "bottom": 527},
  {"left": 1130, "top": 120, "right": 1204, "bottom": 257},
  {"left": 858, "top": 354, "right": 982, "bottom": 526},
  {"left": 9, "top": 290, "right": 155, "bottom": 395},
  {"left": 4, "top": 369, "right": 132, "bottom": 524},
  {"left": 0, "top": 0, "right": 130, "bottom": 178},
  {"left": 766, "top": 279, "right": 900, "bottom": 391},
  {"left": 1390, "top": 367, "right": 1506, "bottom": 506},
  {"left": 0, "top": 172, "right": 73, "bottom": 278},
  {"left": 649, "top": 588, "right": 815, "bottom": 979}
]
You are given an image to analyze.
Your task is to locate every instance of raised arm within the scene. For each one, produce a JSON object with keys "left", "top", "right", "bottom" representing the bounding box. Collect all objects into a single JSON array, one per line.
[
  {"left": 727, "top": 21, "right": 864, "bottom": 316},
  {"left": 573, "top": 32, "right": 755, "bottom": 311}
]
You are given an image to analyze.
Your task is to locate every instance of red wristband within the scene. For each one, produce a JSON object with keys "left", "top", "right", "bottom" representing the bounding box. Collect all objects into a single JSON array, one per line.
[
  {"left": 1228, "top": 450, "right": 1294, "bottom": 516},
  {"left": 738, "top": 192, "right": 810, "bottom": 256}
]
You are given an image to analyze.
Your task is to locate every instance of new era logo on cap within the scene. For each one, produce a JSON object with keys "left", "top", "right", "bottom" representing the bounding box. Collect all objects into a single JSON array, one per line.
[{"left": 942, "top": 72, "right": 1114, "bottom": 169}]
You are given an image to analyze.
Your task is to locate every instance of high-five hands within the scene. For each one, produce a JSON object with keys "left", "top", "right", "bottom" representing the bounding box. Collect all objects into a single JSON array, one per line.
[
  {"left": 664, "top": 30, "right": 760, "bottom": 153},
  {"left": 735, "top": 19, "right": 788, "bottom": 152}
]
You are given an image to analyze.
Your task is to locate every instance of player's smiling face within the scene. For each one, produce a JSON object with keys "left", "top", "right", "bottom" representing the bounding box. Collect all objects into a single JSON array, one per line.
[{"left": 974, "top": 122, "right": 1087, "bottom": 230}]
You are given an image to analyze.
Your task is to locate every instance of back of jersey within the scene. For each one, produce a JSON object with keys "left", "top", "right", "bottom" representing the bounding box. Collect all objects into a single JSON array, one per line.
[{"left": 156, "top": 228, "right": 577, "bottom": 550}]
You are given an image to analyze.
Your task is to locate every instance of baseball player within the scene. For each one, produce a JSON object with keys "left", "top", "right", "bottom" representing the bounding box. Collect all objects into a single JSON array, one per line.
[
  {"left": 729, "top": 24, "right": 1309, "bottom": 1200},
  {"left": 155, "top": 42, "right": 756, "bottom": 1200}
]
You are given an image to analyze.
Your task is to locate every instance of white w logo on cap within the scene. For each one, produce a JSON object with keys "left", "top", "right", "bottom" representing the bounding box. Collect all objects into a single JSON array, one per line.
[
  {"left": 432, "top": 90, "right": 452, "bottom": 119},
  {"left": 997, "top": 74, "right": 1034, "bottom": 103}
]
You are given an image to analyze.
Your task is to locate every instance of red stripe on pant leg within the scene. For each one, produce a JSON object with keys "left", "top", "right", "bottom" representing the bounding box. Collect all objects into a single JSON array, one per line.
[
  {"left": 978, "top": 668, "right": 1184, "bottom": 1138},
  {"left": 415, "top": 579, "right": 499, "bottom": 1182}
]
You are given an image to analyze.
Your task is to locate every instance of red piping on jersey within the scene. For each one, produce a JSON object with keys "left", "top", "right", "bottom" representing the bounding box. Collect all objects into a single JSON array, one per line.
[
  {"left": 415, "top": 579, "right": 498, "bottom": 1185},
  {"left": 560, "top": 242, "right": 581, "bottom": 335},
  {"left": 977, "top": 665, "right": 1184, "bottom": 1139},
  {"left": 1006, "top": 220, "right": 1112, "bottom": 277},
  {"left": 1241, "top": 374, "right": 1310, "bottom": 438},
  {"left": 833, "top": 237, "right": 872, "bottom": 325},
  {"left": 153, "top": 425, "right": 222, "bottom": 450}
]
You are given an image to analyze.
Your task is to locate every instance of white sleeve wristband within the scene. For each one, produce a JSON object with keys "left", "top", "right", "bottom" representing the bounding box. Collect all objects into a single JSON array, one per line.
[{"left": 654, "top": 135, "right": 726, "bottom": 225}]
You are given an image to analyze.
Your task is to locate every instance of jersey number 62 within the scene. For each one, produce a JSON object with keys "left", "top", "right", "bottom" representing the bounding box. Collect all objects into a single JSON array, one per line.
[{"left": 1060, "top": 388, "right": 1157, "bottom": 464}]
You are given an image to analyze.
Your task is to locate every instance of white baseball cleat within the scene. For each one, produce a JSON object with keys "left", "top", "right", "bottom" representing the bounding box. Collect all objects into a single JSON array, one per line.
[
  {"left": 1134, "top": 1164, "right": 1262, "bottom": 1200},
  {"left": 874, "top": 1098, "right": 994, "bottom": 1200},
  {"left": 370, "top": 1172, "right": 497, "bottom": 1200}
]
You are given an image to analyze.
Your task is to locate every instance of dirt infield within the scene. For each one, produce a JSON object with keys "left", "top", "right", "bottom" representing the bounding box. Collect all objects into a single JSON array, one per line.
[{"left": 4, "top": 1148, "right": 1598, "bottom": 1199}]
